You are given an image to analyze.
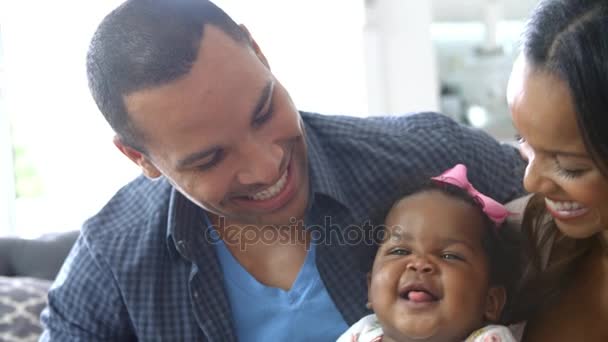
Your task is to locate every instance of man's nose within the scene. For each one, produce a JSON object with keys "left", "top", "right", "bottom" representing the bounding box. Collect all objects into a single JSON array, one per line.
[
  {"left": 406, "top": 256, "right": 436, "bottom": 274},
  {"left": 523, "top": 155, "right": 557, "bottom": 195},
  {"left": 236, "top": 141, "right": 284, "bottom": 186}
]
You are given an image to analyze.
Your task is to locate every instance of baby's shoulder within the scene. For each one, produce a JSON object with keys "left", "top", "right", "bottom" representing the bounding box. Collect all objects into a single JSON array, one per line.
[{"left": 336, "top": 314, "right": 383, "bottom": 342}]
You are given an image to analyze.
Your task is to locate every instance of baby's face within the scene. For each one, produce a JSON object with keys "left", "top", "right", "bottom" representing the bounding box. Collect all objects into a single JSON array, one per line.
[{"left": 368, "top": 190, "right": 505, "bottom": 342}]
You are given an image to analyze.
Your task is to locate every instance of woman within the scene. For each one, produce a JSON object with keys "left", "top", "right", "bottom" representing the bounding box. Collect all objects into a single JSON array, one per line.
[{"left": 507, "top": 0, "right": 608, "bottom": 340}]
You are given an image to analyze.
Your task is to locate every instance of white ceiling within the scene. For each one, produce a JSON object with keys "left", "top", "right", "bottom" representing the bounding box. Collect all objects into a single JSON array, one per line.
[{"left": 431, "top": 0, "right": 540, "bottom": 22}]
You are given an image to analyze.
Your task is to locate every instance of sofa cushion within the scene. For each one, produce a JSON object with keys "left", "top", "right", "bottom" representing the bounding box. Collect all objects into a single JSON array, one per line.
[
  {"left": 0, "top": 231, "right": 79, "bottom": 280},
  {"left": 0, "top": 276, "right": 52, "bottom": 342}
]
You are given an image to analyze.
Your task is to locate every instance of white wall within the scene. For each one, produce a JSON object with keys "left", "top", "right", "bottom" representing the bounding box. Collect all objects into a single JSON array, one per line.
[
  {"left": 215, "top": 0, "right": 369, "bottom": 116},
  {"left": 1, "top": 0, "right": 534, "bottom": 237},
  {"left": 364, "top": 0, "right": 439, "bottom": 115},
  {"left": 1, "top": 82, "right": 16, "bottom": 235},
  {"left": 431, "top": 0, "right": 538, "bottom": 22},
  {"left": 2, "top": 0, "right": 140, "bottom": 236},
  {"left": 1, "top": 0, "right": 370, "bottom": 237}
]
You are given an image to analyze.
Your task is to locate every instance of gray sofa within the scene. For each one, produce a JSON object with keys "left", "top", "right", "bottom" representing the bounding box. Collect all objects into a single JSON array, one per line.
[
  {"left": 0, "top": 231, "right": 79, "bottom": 341},
  {"left": 0, "top": 231, "right": 79, "bottom": 280}
]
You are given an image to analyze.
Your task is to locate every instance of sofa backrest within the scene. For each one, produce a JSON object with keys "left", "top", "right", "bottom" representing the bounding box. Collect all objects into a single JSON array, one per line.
[{"left": 0, "top": 231, "right": 80, "bottom": 280}]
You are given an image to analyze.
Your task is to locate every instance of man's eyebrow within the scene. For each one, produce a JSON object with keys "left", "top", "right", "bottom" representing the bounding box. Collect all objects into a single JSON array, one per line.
[
  {"left": 176, "top": 147, "right": 219, "bottom": 169},
  {"left": 175, "top": 81, "right": 274, "bottom": 169},
  {"left": 250, "top": 79, "right": 274, "bottom": 119}
]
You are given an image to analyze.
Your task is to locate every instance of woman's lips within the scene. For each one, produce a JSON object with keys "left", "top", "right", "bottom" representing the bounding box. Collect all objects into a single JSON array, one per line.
[{"left": 545, "top": 197, "right": 590, "bottom": 220}]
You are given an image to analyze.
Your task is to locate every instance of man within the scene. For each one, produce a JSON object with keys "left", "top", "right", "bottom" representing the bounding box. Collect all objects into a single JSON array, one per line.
[{"left": 40, "top": 0, "right": 525, "bottom": 340}]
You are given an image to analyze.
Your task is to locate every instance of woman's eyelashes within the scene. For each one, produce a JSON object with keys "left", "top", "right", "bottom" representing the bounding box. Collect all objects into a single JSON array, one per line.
[
  {"left": 515, "top": 134, "right": 588, "bottom": 179},
  {"left": 554, "top": 160, "right": 587, "bottom": 179}
]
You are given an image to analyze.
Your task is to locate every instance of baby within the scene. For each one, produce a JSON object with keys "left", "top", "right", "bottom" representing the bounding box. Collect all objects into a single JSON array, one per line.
[{"left": 338, "top": 164, "right": 520, "bottom": 342}]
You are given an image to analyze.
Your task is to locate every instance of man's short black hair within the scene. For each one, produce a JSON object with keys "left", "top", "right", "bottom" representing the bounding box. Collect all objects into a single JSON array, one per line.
[{"left": 87, "top": 0, "right": 247, "bottom": 151}]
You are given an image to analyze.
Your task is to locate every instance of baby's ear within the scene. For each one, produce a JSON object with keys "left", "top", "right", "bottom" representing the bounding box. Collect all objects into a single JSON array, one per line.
[
  {"left": 366, "top": 272, "right": 373, "bottom": 310},
  {"left": 484, "top": 286, "right": 506, "bottom": 322}
]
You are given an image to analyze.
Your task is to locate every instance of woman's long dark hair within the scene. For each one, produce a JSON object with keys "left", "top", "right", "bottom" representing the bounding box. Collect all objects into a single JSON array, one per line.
[
  {"left": 512, "top": 0, "right": 608, "bottom": 320},
  {"left": 511, "top": 194, "right": 597, "bottom": 320}
]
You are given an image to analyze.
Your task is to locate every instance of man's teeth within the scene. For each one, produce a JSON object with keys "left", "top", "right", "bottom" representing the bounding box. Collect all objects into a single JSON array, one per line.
[
  {"left": 249, "top": 170, "right": 288, "bottom": 201},
  {"left": 545, "top": 198, "right": 586, "bottom": 211}
]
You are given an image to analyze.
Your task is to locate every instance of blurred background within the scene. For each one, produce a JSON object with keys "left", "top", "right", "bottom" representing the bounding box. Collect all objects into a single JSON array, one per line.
[{"left": 0, "top": 0, "right": 538, "bottom": 237}]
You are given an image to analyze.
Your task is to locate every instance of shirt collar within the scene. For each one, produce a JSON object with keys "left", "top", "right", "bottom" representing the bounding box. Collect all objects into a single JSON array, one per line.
[
  {"left": 166, "top": 113, "right": 354, "bottom": 256},
  {"left": 302, "top": 115, "right": 353, "bottom": 213},
  {"left": 165, "top": 187, "right": 209, "bottom": 261}
]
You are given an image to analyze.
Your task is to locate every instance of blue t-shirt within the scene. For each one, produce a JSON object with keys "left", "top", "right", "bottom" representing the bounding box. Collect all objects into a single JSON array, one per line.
[{"left": 215, "top": 238, "right": 348, "bottom": 341}]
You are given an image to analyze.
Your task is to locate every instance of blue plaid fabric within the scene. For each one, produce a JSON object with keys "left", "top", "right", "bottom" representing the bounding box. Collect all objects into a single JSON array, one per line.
[{"left": 40, "top": 112, "right": 525, "bottom": 341}]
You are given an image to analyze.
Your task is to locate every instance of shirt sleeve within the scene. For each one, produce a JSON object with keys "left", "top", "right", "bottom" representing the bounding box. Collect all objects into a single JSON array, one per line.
[
  {"left": 40, "top": 234, "right": 134, "bottom": 341},
  {"left": 449, "top": 116, "right": 526, "bottom": 203},
  {"left": 381, "top": 112, "right": 526, "bottom": 204}
]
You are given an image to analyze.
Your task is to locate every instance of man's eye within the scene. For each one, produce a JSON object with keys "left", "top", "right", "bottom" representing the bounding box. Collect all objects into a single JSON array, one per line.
[
  {"left": 388, "top": 248, "right": 411, "bottom": 256},
  {"left": 252, "top": 106, "right": 274, "bottom": 127},
  {"left": 196, "top": 150, "right": 224, "bottom": 171}
]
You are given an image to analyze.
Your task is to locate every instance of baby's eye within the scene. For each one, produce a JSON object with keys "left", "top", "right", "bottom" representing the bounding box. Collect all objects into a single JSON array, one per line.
[
  {"left": 441, "top": 253, "right": 464, "bottom": 261},
  {"left": 388, "top": 247, "right": 411, "bottom": 256}
]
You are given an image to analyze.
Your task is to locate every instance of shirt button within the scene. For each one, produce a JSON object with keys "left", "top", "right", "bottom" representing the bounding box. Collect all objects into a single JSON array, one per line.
[{"left": 177, "top": 240, "right": 188, "bottom": 251}]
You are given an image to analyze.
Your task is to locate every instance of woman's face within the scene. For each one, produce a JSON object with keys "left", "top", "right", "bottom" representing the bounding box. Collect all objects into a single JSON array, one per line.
[{"left": 508, "top": 55, "right": 608, "bottom": 240}]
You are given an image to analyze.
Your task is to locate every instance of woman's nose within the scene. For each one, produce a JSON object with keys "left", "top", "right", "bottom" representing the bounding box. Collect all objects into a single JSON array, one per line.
[{"left": 523, "top": 156, "right": 557, "bottom": 195}]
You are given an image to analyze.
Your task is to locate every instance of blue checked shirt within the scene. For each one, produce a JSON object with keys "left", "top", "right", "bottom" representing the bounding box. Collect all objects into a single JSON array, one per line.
[{"left": 40, "top": 112, "right": 525, "bottom": 341}]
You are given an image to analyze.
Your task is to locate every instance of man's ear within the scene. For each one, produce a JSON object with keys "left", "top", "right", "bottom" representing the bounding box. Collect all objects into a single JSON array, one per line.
[
  {"left": 484, "top": 286, "right": 506, "bottom": 323},
  {"left": 240, "top": 24, "right": 270, "bottom": 69},
  {"left": 113, "top": 136, "right": 162, "bottom": 179}
]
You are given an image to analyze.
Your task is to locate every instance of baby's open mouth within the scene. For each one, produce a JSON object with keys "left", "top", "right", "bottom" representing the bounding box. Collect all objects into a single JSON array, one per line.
[{"left": 399, "top": 284, "right": 440, "bottom": 303}]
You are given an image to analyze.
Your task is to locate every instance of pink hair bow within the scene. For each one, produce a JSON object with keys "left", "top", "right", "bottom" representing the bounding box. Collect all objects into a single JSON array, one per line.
[{"left": 431, "top": 164, "right": 510, "bottom": 226}]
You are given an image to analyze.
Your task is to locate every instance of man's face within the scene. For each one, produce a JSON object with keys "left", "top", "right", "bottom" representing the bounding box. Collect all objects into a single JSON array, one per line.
[
  {"left": 122, "top": 25, "right": 309, "bottom": 227},
  {"left": 368, "top": 191, "right": 504, "bottom": 342}
]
